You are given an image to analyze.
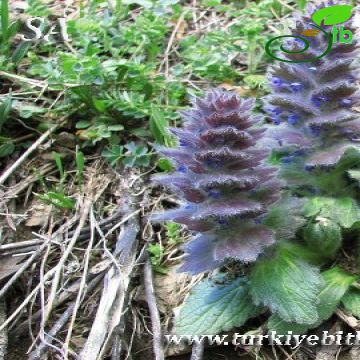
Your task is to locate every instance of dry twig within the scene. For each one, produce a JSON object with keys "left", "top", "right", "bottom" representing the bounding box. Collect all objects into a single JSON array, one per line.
[
  {"left": 79, "top": 199, "right": 140, "bottom": 360},
  {"left": 144, "top": 255, "right": 164, "bottom": 360}
]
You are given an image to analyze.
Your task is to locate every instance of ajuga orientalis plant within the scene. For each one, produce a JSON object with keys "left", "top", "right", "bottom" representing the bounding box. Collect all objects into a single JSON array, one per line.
[
  {"left": 152, "top": 90, "right": 281, "bottom": 275},
  {"left": 153, "top": 0, "right": 360, "bottom": 342},
  {"left": 265, "top": 0, "right": 360, "bottom": 192}
]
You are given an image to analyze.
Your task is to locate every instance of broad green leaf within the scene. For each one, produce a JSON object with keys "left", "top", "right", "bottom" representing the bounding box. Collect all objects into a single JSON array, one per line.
[
  {"left": 262, "top": 196, "right": 306, "bottom": 241},
  {"left": 250, "top": 249, "right": 322, "bottom": 324},
  {"left": 303, "top": 220, "right": 342, "bottom": 258},
  {"left": 176, "top": 276, "right": 259, "bottom": 336},
  {"left": 342, "top": 288, "right": 360, "bottom": 318},
  {"left": 304, "top": 197, "right": 360, "bottom": 228},
  {"left": 312, "top": 5, "right": 353, "bottom": 26},
  {"left": 268, "top": 267, "right": 356, "bottom": 334},
  {"left": 317, "top": 267, "right": 356, "bottom": 320},
  {"left": 267, "top": 315, "right": 309, "bottom": 335},
  {"left": 278, "top": 242, "right": 328, "bottom": 266}
]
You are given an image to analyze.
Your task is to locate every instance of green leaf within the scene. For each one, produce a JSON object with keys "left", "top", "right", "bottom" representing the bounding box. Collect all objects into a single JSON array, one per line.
[
  {"left": 342, "top": 288, "right": 360, "bottom": 318},
  {"left": 176, "top": 276, "right": 260, "bottom": 336},
  {"left": 157, "top": 158, "right": 174, "bottom": 172},
  {"left": 12, "top": 41, "right": 31, "bottom": 66},
  {"left": 268, "top": 267, "right": 356, "bottom": 334},
  {"left": 38, "top": 192, "right": 75, "bottom": 209},
  {"left": 53, "top": 152, "right": 65, "bottom": 182},
  {"left": 150, "top": 106, "right": 174, "bottom": 146},
  {"left": 19, "top": 105, "right": 46, "bottom": 119},
  {"left": 317, "top": 267, "right": 356, "bottom": 319},
  {"left": 122, "top": 142, "right": 151, "bottom": 168},
  {"left": 6, "top": 21, "right": 19, "bottom": 39},
  {"left": 0, "top": 142, "right": 14, "bottom": 158},
  {"left": 278, "top": 242, "right": 328, "bottom": 266},
  {"left": 312, "top": 5, "right": 353, "bottom": 26},
  {"left": 262, "top": 196, "right": 306, "bottom": 241},
  {"left": 102, "top": 145, "right": 124, "bottom": 167},
  {"left": 303, "top": 220, "right": 342, "bottom": 258},
  {"left": 0, "top": 95, "right": 11, "bottom": 131},
  {"left": 296, "top": 0, "right": 307, "bottom": 10},
  {"left": 250, "top": 248, "right": 322, "bottom": 324},
  {"left": 267, "top": 315, "right": 309, "bottom": 336},
  {"left": 1, "top": 0, "right": 9, "bottom": 42},
  {"left": 75, "top": 147, "right": 85, "bottom": 184},
  {"left": 304, "top": 197, "right": 360, "bottom": 228},
  {"left": 76, "top": 120, "right": 91, "bottom": 129}
]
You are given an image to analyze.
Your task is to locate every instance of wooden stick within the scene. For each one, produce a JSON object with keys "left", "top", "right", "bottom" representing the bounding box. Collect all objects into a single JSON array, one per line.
[
  {"left": 144, "top": 256, "right": 164, "bottom": 360},
  {"left": 79, "top": 209, "right": 140, "bottom": 360},
  {"left": 28, "top": 274, "right": 103, "bottom": 359},
  {"left": 0, "top": 300, "right": 7, "bottom": 360}
]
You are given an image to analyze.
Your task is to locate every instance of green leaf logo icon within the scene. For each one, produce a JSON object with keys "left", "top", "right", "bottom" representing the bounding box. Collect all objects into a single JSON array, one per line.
[{"left": 312, "top": 5, "right": 353, "bottom": 26}]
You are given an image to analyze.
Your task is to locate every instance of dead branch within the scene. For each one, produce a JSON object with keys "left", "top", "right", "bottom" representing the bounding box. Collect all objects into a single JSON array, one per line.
[
  {"left": 0, "top": 300, "right": 7, "bottom": 360},
  {"left": 13, "top": 272, "right": 106, "bottom": 337},
  {"left": 28, "top": 273, "right": 104, "bottom": 360},
  {"left": 144, "top": 255, "right": 164, "bottom": 360},
  {"left": 336, "top": 309, "right": 360, "bottom": 330},
  {"left": 79, "top": 205, "right": 140, "bottom": 360}
]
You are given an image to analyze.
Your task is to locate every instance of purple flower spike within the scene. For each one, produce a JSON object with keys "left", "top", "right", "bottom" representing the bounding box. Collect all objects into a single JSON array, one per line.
[
  {"left": 265, "top": 0, "right": 359, "bottom": 169},
  {"left": 152, "top": 90, "right": 280, "bottom": 274}
]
